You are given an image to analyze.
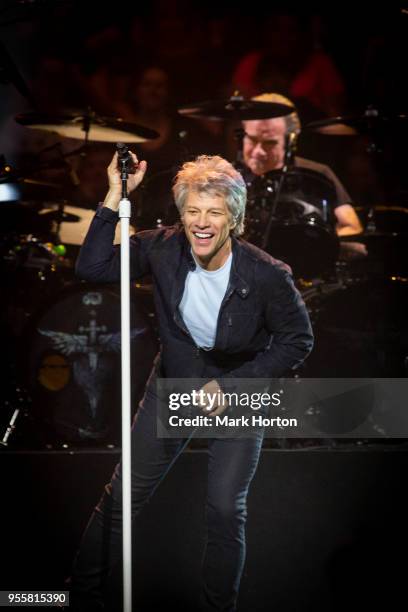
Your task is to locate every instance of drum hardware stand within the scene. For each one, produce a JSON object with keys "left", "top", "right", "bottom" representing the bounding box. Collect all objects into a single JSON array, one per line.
[
  {"left": 58, "top": 109, "right": 94, "bottom": 241},
  {"left": 51, "top": 110, "right": 95, "bottom": 234},
  {"left": 321, "top": 199, "right": 329, "bottom": 224},
  {"left": 360, "top": 106, "right": 386, "bottom": 234},
  {"left": 76, "top": 107, "right": 94, "bottom": 147},
  {"left": 53, "top": 142, "right": 83, "bottom": 243},
  {"left": 0, "top": 405, "right": 20, "bottom": 447},
  {"left": 365, "top": 206, "right": 377, "bottom": 233},
  {"left": 0, "top": 388, "right": 30, "bottom": 447},
  {"left": 234, "top": 127, "right": 245, "bottom": 168},
  {"left": 116, "top": 142, "right": 135, "bottom": 612},
  {"left": 261, "top": 132, "right": 297, "bottom": 250},
  {"left": 52, "top": 199, "right": 68, "bottom": 246}
]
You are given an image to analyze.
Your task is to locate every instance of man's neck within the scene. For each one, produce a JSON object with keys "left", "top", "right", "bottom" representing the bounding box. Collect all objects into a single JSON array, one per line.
[{"left": 194, "top": 238, "right": 232, "bottom": 272}]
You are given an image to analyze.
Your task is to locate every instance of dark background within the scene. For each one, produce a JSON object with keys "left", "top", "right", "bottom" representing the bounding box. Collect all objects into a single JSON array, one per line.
[
  {"left": 1, "top": 1, "right": 408, "bottom": 203},
  {"left": 1, "top": 3, "right": 408, "bottom": 610}
]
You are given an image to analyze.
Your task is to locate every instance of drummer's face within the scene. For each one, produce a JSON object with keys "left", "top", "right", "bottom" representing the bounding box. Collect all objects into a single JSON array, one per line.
[{"left": 243, "top": 118, "right": 286, "bottom": 175}]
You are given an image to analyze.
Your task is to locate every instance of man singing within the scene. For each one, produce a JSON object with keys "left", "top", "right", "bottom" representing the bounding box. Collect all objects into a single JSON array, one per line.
[{"left": 68, "top": 152, "right": 313, "bottom": 611}]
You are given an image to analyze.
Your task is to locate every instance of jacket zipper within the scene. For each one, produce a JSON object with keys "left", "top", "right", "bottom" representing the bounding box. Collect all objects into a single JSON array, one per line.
[{"left": 213, "top": 284, "right": 235, "bottom": 347}]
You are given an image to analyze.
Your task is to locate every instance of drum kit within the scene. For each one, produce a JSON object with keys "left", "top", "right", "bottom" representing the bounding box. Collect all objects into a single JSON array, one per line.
[
  {"left": 1, "top": 93, "right": 407, "bottom": 448},
  {"left": 1, "top": 111, "right": 160, "bottom": 448}
]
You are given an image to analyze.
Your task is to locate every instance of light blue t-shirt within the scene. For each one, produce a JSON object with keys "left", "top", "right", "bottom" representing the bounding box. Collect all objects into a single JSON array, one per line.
[{"left": 179, "top": 251, "right": 233, "bottom": 349}]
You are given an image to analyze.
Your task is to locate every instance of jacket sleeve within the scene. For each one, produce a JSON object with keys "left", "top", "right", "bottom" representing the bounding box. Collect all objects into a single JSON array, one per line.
[
  {"left": 222, "top": 266, "right": 314, "bottom": 379},
  {"left": 75, "top": 206, "right": 153, "bottom": 283}
]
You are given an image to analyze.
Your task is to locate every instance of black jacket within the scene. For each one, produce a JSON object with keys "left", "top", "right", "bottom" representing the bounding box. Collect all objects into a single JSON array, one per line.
[{"left": 76, "top": 206, "right": 314, "bottom": 380}]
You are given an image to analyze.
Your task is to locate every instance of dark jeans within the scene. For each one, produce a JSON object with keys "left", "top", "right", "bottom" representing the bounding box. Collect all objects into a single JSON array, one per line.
[{"left": 69, "top": 375, "right": 264, "bottom": 611}]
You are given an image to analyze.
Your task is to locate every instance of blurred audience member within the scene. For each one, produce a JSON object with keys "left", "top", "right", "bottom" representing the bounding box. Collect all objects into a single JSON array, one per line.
[{"left": 232, "top": 13, "right": 346, "bottom": 120}]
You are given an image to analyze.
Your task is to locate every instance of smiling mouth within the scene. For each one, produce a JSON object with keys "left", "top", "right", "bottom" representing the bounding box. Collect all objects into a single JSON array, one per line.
[{"left": 193, "top": 232, "right": 214, "bottom": 241}]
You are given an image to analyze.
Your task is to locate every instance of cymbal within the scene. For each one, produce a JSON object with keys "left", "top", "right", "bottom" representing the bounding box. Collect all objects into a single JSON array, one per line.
[
  {"left": 306, "top": 122, "right": 358, "bottom": 136},
  {"left": 39, "top": 209, "right": 82, "bottom": 223},
  {"left": 354, "top": 205, "right": 408, "bottom": 214},
  {"left": 0, "top": 178, "right": 59, "bottom": 203},
  {"left": 15, "top": 112, "right": 159, "bottom": 143},
  {"left": 339, "top": 231, "right": 405, "bottom": 241},
  {"left": 0, "top": 175, "right": 59, "bottom": 188},
  {"left": 178, "top": 95, "right": 294, "bottom": 121},
  {"left": 306, "top": 110, "right": 408, "bottom": 135},
  {"left": 17, "top": 177, "right": 59, "bottom": 188}
]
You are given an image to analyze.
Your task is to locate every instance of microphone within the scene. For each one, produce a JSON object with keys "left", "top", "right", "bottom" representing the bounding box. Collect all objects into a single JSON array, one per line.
[{"left": 116, "top": 142, "right": 136, "bottom": 174}]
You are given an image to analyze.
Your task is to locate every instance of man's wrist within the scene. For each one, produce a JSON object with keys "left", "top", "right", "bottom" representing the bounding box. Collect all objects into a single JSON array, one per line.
[{"left": 103, "top": 189, "right": 121, "bottom": 212}]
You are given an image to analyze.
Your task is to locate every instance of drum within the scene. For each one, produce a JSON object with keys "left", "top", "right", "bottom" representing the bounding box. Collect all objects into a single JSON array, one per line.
[
  {"left": 1, "top": 234, "right": 71, "bottom": 337},
  {"left": 18, "top": 282, "right": 158, "bottom": 447},
  {"left": 264, "top": 207, "right": 339, "bottom": 278},
  {"left": 300, "top": 275, "right": 408, "bottom": 377},
  {"left": 0, "top": 199, "right": 47, "bottom": 235},
  {"left": 353, "top": 205, "right": 408, "bottom": 276},
  {"left": 245, "top": 168, "right": 339, "bottom": 278},
  {"left": 356, "top": 205, "right": 408, "bottom": 235}
]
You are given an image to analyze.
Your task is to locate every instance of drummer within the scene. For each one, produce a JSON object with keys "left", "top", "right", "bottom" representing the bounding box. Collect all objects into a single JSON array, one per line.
[{"left": 241, "top": 92, "right": 363, "bottom": 238}]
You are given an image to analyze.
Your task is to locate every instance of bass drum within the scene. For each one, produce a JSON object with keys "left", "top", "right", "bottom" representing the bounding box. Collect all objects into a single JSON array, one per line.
[
  {"left": 301, "top": 275, "right": 408, "bottom": 377},
  {"left": 21, "top": 282, "right": 158, "bottom": 447}
]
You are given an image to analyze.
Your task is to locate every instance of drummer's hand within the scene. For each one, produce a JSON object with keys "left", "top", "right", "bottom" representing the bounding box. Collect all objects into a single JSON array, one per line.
[{"left": 104, "top": 151, "right": 147, "bottom": 211}]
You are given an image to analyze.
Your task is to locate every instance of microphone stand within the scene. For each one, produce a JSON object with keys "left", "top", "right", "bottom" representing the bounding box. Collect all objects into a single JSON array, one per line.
[
  {"left": 118, "top": 149, "right": 133, "bottom": 612},
  {"left": 261, "top": 132, "right": 297, "bottom": 251},
  {"left": 234, "top": 126, "right": 245, "bottom": 169}
]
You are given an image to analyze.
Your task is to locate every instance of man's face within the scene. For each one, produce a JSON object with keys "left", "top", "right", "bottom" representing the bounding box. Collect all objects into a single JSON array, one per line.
[
  {"left": 243, "top": 118, "right": 287, "bottom": 176},
  {"left": 182, "top": 191, "right": 235, "bottom": 270}
]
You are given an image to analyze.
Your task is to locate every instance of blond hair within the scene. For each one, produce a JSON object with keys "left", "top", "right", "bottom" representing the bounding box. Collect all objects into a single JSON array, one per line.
[{"left": 173, "top": 155, "right": 246, "bottom": 236}]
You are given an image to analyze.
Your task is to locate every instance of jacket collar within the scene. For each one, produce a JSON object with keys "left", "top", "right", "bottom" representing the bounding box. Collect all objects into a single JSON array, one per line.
[{"left": 230, "top": 236, "right": 250, "bottom": 299}]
